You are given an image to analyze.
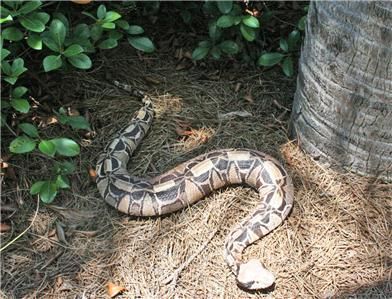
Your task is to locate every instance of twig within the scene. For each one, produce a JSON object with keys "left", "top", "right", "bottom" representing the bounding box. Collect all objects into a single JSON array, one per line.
[
  {"left": 0, "top": 197, "right": 40, "bottom": 253},
  {"left": 162, "top": 228, "right": 219, "bottom": 287}
]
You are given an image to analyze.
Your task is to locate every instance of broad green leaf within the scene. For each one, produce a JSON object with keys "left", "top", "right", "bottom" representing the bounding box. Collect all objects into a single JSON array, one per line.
[
  {"left": 11, "top": 58, "right": 27, "bottom": 76},
  {"left": 38, "top": 140, "right": 56, "bottom": 157},
  {"left": 108, "top": 30, "right": 123, "bottom": 40},
  {"left": 4, "top": 76, "right": 17, "bottom": 85},
  {"left": 42, "top": 33, "right": 60, "bottom": 52},
  {"left": 55, "top": 175, "right": 70, "bottom": 189},
  {"left": 280, "top": 38, "right": 288, "bottom": 52},
  {"left": 63, "top": 44, "right": 84, "bottom": 57},
  {"left": 233, "top": 16, "right": 242, "bottom": 25},
  {"left": 50, "top": 19, "right": 66, "bottom": 49},
  {"left": 257, "top": 52, "right": 284, "bottom": 66},
  {"left": 97, "top": 4, "right": 106, "bottom": 19},
  {"left": 2, "top": 27, "right": 24, "bottom": 41},
  {"left": 12, "top": 86, "right": 28, "bottom": 98},
  {"left": 192, "top": 46, "right": 209, "bottom": 61},
  {"left": 198, "top": 40, "right": 212, "bottom": 48},
  {"left": 240, "top": 23, "right": 256, "bottom": 42},
  {"left": 104, "top": 11, "right": 121, "bottom": 22},
  {"left": 53, "top": 12, "right": 69, "bottom": 32},
  {"left": 34, "top": 12, "right": 50, "bottom": 25},
  {"left": 18, "top": 123, "right": 38, "bottom": 138},
  {"left": 18, "top": 1, "right": 42, "bottom": 15},
  {"left": 218, "top": 40, "right": 239, "bottom": 54},
  {"left": 210, "top": 46, "right": 221, "bottom": 60},
  {"left": 216, "top": 15, "right": 234, "bottom": 28},
  {"left": 30, "top": 181, "right": 45, "bottom": 195},
  {"left": 115, "top": 20, "right": 129, "bottom": 30},
  {"left": 282, "top": 56, "right": 294, "bottom": 77},
  {"left": 19, "top": 13, "right": 45, "bottom": 32},
  {"left": 127, "top": 25, "right": 144, "bottom": 35},
  {"left": 288, "top": 30, "right": 300, "bottom": 50},
  {"left": 60, "top": 114, "right": 91, "bottom": 130},
  {"left": 101, "top": 22, "right": 115, "bottom": 29},
  {"left": 27, "top": 33, "right": 42, "bottom": 50},
  {"left": 242, "top": 15, "right": 260, "bottom": 28},
  {"left": 11, "top": 99, "right": 30, "bottom": 113},
  {"left": 217, "top": 1, "right": 233, "bottom": 14},
  {"left": 1, "top": 48, "right": 11, "bottom": 61},
  {"left": 208, "top": 21, "right": 221, "bottom": 41},
  {"left": 43, "top": 55, "right": 62, "bottom": 72},
  {"left": 39, "top": 181, "right": 57, "bottom": 203},
  {"left": 128, "top": 37, "right": 155, "bottom": 53},
  {"left": 67, "top": 53, "right": 92, "bottom": 69},
  {"left": 9, "top": 136, "right": 36, "bottom": 153},
  {"left": 298, "top": 15, "right": 307, "bottom": 31},
  {"left": 98, "top": 38, "right": 118, "bottom": 49},
  {"left": 90, "top": 24, "right": 103, "bottom": 41},
  {"left": 0, "top": 15, "right": 13, "bottom": 24},
  {"left": 73, "top": 23, "right": 90, "bottom": 39},
  {"left": 50, "top": 138, "right": 80, "bottom": 157}
]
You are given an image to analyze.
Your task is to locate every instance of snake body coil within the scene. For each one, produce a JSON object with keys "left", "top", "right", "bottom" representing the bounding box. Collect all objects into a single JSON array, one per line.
[{"left": 96, "top": 90, "right": 294, "bottom": 290}]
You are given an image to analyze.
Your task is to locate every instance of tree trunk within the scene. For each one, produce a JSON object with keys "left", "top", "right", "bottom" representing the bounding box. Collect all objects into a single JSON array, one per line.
[{"left": 290, "top": 1, "right": 392, "bottom": 181}]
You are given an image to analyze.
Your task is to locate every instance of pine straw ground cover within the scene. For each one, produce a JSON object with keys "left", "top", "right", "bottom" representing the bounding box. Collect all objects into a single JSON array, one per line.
[{"left": 1, "top": 48, "right": 391, "bottom": 299}]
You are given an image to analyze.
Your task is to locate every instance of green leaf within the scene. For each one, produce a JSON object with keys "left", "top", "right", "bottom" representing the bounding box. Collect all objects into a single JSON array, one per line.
[
  {"left": 101, "top": 22, "right": 115, "bottom": 29},
  {"left": 198, "top": 40, "right": 211, "bottom": 48},
  {"left": 210, "top": 46, "right": 221, "bottom": 60},
  {"left": 216, "top": 15, "right": 235, "bottom": 28},
  {"left": 288, "top": 30, "right": 300, "bottom": 50},
  {"left": 50, "top": 138, "right": 80, "bottom": 157},
  {"left": 208, "top": 21, "right": 221, "bottom": 41},
  {"left": 73, "top": 24, "right": 90, "bottom": 39},
  {"left": 97, "top": 4, "right": 106, "bottom": 19},
  {"left": 9, "top": 136, "right": 36, "bottom": 153},
  {"left": 218, "top": 40, "right": 239, "bottom": 55},
  {"left": 1, "top": 48, "right": 11, "bottom": 61},
  {"left": 18, "top": 1, "right": 42, "bottom": 15},
  {"left": 34, "top": 12, "right": 50, "bottom": 25},
  {"left": 42, "top": 33, "right": 60, "bottom": 52},
  {"left": 11, "top": 58, "right": 27, "bottom": 76},
  {"left": 59, "top": 113, "right": 91, "bottom": 130},
  {"left": 282, "top": 56, "right": 294, "bottom": 77},
  {"left": 298, "top": 15, "right": 307, "bottom": 31},
  {"left": 257, "top": 52, "right": 285, "bottom": 66},
  {"left": 280, "top": 38, "right": 288, "bottom": 52},
  {"left": 11, "top": 99, "right": 30, "bottom": 113},
  {"left": 240, "top": 24, "right": 256, "bottom": 42},
  {"left": 27, "top": 33, "right": 42, "bottom": 50},
  {"left": 53, "top": 12, "right": 69, "bottom": 32},
  {"left": 38, "top": 140, "right": 56, "bottom": 157},
  {"left": 2, "top": 27, "right": 24, "bottom": 41},
  {"left": 104, "top": 11, "right": 121, "bottom": 22},
  {"left": 4, "top": 76, "right": 18, "bottom": 85},
  {"left": 128, "top": 37, "right": 155, "bottom": 53},
  {"left": 90, "top": 24, "right": 103, "bottom": 41},
  {"left": 108, "top": 30, "right": 123, "bottom": 40},
  {"left": 115, "top": 20, "right": 129, "bottom": 30},
  {"left": 39, "top": 181, "right": 57, "bottom": 203},
  {"left": 18, "top": 123, "right": 38, "bottom": 138},
  {"left": 192, "top": 46, "right": 209, "bottom": 61},
  {"left": 55, "top": 175, "right": 70, "bottom": 189},
  {"left": 12, "top": 86, "right": 28, "bottom": 98},
  {"left": 67, "top": 53, "right": 92, "bottom": 69},
  {"left": 30, "top": 181, "right": 45, "bottom": 195},
  {"left": 63, "top": 44, "right": 84, "bottom": 57},
  {"left": 50, "top": 19, "right": 66, "bottom": 49},
  {"left": 19, "top": 13, "right": 46, "bottom": 32},
  {"left": 0, "top": 15, "right": 13, "bottom": 24},
  {"left": 127, "top": 25, "right": 144, "bottom": 35},
  {"left": 54, "top": 161, "right": 76, "bottom": 175},
  {"left": 43, "top": 55, "right": 63, "bottom": 72},
  {"left": 242, "top": 15, "right": 260, "bottom": 28},
  {"left": 98, "top": 38, "right": 118, "bottom": 49},
  {"left": 217, "top": 1, "right": 233, "bottom": 14}
]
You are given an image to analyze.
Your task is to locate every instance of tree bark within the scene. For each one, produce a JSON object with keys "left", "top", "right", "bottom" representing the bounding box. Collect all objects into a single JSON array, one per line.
[{"left": 290, "top": 1, "right": 392, "bottom": 181}]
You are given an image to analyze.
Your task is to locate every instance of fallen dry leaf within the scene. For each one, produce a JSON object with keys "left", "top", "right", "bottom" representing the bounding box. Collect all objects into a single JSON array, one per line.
[
  {"left": 144, "top": 76, "right": 161, "bottom": 85},
  {"left": 89, "top": 167, "right": 97, "bottom": 181},
  {"left": 107, "top": 282, "right": 126, "bottom": 298},
  {"left": 0, "top": 223, "right": 11, "bottom": 233},
  {"left": 243, "top": 93, "right": 254, "bottom": 103}
]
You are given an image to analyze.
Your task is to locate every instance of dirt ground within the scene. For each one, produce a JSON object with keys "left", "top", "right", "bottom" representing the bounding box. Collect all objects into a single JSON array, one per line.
[{"left": 1, "top": 43, "right": 391, "bottom": 299}]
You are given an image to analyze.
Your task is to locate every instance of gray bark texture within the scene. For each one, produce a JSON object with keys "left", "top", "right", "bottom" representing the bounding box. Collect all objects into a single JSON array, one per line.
[{"left": 290, "top": 1, "right": 392, "bottom": 181}]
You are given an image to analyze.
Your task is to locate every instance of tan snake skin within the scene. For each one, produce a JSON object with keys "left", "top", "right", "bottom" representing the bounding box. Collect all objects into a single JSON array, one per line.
[{"left": 96, "top": 87, "right": 294, "bottom": 290}]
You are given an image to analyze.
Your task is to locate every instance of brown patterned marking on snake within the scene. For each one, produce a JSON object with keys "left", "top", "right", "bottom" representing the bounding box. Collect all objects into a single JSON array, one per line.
[{"left": 96, "top": 90, "right": 294, "bottom": 290}]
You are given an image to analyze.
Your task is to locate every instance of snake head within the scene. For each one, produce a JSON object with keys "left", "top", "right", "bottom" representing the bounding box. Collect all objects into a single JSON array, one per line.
[{"left": 236, "top": 259, "right": 275, "bottom": 290}]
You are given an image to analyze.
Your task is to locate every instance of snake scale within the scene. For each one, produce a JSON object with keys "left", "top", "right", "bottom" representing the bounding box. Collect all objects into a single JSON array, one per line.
[{"left": 96, "top": 85, "right": 294, "bottom": 290}]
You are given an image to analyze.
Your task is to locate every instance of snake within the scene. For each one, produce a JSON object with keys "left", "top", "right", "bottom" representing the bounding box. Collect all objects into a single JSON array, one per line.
[{"left": 96, "top": 85, "right": 294, "bottom": 290}]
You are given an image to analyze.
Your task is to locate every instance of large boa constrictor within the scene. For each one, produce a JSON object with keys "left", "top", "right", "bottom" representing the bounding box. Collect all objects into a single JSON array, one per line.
[{"left": 96, "top": 86, "right": 294, "bottom": 290}]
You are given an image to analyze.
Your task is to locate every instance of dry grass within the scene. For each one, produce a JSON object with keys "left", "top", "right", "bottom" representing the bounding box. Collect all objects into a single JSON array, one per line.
[{"left": 1, "top": 47, "right": 391, "bottom": 299}]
